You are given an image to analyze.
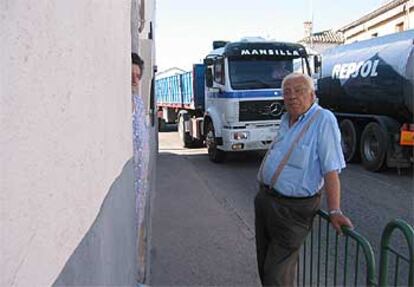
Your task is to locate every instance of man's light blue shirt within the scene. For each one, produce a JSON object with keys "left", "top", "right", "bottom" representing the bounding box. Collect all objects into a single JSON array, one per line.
[{"left": 259, "top": 103, "right": 346, "bottom": 197}]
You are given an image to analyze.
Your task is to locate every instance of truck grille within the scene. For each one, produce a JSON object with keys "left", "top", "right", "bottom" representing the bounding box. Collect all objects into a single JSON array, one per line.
[{"left": 239, "top": 100, "right": 285, "bottom": 122}]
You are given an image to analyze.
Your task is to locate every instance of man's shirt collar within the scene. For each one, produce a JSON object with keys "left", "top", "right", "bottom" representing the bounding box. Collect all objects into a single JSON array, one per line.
[{"left": 282, "top": 102, "right": 319, "bottom": 125}]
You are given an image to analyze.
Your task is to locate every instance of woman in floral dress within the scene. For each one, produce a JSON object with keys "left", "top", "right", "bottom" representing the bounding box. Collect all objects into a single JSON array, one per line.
[{"left": 131, "top": 53, "right": 149, "bottom": 236}]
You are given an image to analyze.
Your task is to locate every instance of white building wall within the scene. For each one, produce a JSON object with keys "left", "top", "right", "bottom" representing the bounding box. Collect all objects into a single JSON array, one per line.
[
  {"left": 343, "top": 1, "right": 414, "bottom": 43},
  {"left": 1, "top": 1, "right": 137, "bottom": 286},
  {"left": 307, "top": 43, "right": 339, "bottom": 54}
]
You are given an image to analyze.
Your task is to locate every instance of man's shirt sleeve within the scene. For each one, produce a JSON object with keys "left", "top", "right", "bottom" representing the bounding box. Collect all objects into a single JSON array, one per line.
[{"left": 317, "top": 111, "right": 346, "bottom": 175}]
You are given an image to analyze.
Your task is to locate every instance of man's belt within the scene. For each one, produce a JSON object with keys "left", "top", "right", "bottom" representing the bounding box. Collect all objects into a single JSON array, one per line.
[{"left": 260, "top": 184, "right": 320, "bottom": 200}]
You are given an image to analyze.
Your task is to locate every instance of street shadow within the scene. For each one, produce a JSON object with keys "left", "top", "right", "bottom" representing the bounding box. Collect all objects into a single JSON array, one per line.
[
  {"left": 158, "top": 123, "right": 178, "bottom": 133},
  {"left": 346, "top": 162, "right": 414, "bottom": 178},
  {"left": 222, "top": 151, "right": 265, "bottom": 166},
  {"left": 158, "top": 149, "right": 264, "bottom": 169},
  {"left": 380, "top": 166, "right": 413, "bottom": 177}
]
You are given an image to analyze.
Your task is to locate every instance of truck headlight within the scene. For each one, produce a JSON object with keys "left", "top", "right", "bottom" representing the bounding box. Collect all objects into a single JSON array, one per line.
[{"left": 233, "top": 131, "right": 249, "bottom": 140}]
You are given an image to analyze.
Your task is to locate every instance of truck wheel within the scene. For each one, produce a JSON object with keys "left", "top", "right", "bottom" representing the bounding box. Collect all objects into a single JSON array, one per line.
[
  {"left": 178, "top": 115, "right": 193, "bottom": 148},
  {"left": 340, "top": 119, "right": 360, "bottom": 162},
  {"left": 360, "top": 122, "right": 388, "bottom": 172},
  {"left": 206, "top": 121, "right": 225, "bottom": 163},
  {"left": 158, "top": 118, "right": 166, "bottom": 132}
]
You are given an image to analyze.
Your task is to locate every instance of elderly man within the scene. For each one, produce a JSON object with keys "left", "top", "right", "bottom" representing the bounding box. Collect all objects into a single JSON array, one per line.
[{"left": 255, "top": 72, "right": 353, "bottom": 286}]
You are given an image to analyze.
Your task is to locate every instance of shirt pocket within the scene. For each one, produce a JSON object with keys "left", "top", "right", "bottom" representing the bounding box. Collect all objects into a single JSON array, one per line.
[{"left": 287, "top": 144, "right": 310, "bottom": 169}]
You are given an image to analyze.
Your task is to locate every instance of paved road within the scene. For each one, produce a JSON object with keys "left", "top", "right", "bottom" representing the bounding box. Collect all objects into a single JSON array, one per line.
[{"left": 149, "top": 125, "right": 413, "bottom": 286}]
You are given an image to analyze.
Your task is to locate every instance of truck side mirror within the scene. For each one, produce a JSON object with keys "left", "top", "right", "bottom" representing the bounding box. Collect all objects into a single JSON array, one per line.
[
  {"left": 206, "top": 68, "right": 213, "bottom": 87},
  {"left": 314, "top": 55, "right": 321, "bottom": 73}
]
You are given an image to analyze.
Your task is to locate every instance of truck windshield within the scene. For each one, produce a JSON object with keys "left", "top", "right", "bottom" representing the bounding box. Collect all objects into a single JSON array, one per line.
[{"left": 229, "top": 59, "right": 293, "bottom": 90}]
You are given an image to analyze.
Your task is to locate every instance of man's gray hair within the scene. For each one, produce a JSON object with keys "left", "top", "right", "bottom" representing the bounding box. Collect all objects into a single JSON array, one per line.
[{"left": 281, "top": 72, "right": 315, "bottom": 91}]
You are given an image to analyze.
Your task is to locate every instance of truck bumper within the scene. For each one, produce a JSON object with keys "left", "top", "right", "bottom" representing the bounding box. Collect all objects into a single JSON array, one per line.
[{"left": 219, "top": 124, "right": 279, "bottom": 152}]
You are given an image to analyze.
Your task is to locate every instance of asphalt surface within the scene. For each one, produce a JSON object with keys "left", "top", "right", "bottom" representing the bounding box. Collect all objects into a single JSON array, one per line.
[
  {"left": 149, "top": 124, "right": 413, "bottom": 286},
  {"left": 150, "top": 125, "right": 260, "bottom": 286}
]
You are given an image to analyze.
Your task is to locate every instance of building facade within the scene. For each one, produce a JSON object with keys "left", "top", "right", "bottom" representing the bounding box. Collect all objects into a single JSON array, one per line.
[
  {"left": 299, "top": 28, "right": 344, "bottom": 54},
  {"left": 339, "top": 0, "right": 414, "bottom": 43}
]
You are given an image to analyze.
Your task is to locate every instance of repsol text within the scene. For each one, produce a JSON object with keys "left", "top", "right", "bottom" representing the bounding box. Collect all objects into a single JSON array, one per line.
[{"left": 332, "top": 59, "right": 379, "bottom": 79}]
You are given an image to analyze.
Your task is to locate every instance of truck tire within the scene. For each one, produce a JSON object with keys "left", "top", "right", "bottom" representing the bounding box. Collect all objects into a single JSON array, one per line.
[
  {"left": 206, "top": 121, "right": 225, "bottom": 163},
  {"left": 178, "top": 115, "right": 193, "bottom": 148},
  {"left": 340, "top": 119, "right": 360, "bottom": 162},
  {"left": 360, "top": 122, "right": 388, "bottom": 172},
  {"left": 158, "top": 118, "right": 166, "bottom": 132}
]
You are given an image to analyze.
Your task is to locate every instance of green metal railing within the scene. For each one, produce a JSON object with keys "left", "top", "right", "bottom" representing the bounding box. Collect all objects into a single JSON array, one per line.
[
  {"left": 378, "top": 219, "right": 414, "bottom": 287},
  {"left": 297, "top": 210, "right": 377, "bottom": 286},
  {"left": 298, "top": 211, "right": 414, "bottom": 287}
]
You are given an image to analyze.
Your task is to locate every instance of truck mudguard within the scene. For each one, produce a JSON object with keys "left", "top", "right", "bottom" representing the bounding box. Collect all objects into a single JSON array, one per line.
[{"left": 204, "top": 108, "right": 223, "bottom": 138}]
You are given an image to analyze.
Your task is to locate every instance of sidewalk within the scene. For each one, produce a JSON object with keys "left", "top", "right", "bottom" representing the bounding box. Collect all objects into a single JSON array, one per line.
[{"left": 149, "top": 149, "right": 260, "bottom": 286}]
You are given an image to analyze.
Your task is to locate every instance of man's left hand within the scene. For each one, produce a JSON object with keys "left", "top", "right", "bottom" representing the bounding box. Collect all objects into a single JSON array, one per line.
[{"left": 330, "top": 213, "right": 354, "bottom": 235}]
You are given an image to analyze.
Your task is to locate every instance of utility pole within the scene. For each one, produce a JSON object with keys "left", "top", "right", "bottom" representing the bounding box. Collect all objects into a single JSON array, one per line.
[{"left": 309, "top": 0, "right": 314, "bottom": 48}]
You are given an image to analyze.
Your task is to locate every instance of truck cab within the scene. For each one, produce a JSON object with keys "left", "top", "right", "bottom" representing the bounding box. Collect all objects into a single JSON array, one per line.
[{"left": 203, "top": 38, "right": 310, "bottom": 162}]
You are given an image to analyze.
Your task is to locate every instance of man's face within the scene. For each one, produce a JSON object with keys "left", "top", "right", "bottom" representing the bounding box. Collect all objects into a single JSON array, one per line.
[
  {"left": 282, "top": 77, "right": 314, "bottom": 119},
  {"left": 132, "top": 64, "right": 142, "bottom": 91}
]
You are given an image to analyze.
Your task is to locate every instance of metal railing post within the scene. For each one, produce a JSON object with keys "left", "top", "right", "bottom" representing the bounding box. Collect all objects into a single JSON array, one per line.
[
  {"left": 378, "top": 219, "right": 414, "bottom": 287},
  {"left": 299, "top": 210, "right": 377, "bottom": 286}
]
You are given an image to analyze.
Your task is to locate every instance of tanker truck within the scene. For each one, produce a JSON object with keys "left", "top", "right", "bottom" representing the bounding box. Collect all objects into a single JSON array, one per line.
[{"left": 315, "top": 30, "right": 414, "bottom": 171}]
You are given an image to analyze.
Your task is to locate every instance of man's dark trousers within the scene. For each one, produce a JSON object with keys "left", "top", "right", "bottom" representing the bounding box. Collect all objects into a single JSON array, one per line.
[{"left": 254, "top": 186, "right": 321, "bottom": 286}]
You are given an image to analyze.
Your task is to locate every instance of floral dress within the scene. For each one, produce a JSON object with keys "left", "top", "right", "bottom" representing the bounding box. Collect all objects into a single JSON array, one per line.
[{"left": 132, "top": 93, "right": 149, "bottom": 223}]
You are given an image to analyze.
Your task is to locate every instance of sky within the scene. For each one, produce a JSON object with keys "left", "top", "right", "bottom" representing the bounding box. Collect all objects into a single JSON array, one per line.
[{"left": 155, "top": 0, "right": 389, "bottom": 72}]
